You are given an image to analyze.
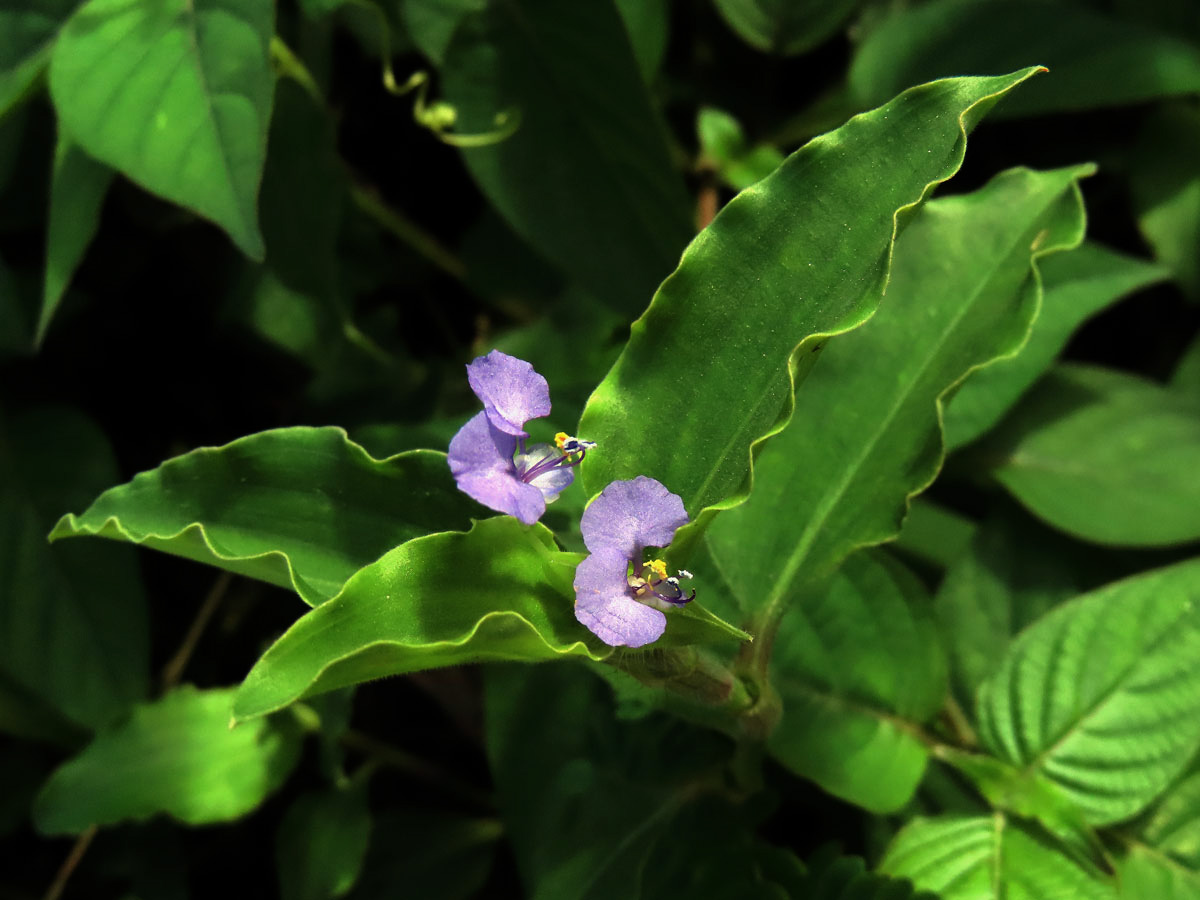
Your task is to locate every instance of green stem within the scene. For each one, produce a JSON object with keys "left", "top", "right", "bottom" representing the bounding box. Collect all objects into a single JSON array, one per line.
[{"left": 349, "top": 182, "right": 468, "bottom": 282}]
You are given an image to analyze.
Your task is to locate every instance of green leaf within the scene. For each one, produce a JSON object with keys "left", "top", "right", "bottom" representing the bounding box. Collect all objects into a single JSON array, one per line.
[
  {"left": 1131, "top": 104, "right": 1200, "bottom": 301},
  {"left": 37, "top": 133, "right": 113, "bottom": 345},
  {"left": 50, "top": 427, "right": 479, "bottom": 607},
  {"left": 48, "top": 0, "right": 275, "bottom": 258},
  {"left": 988, "top": 364, "right": 1200, "bottom": 546},
  {"left": 276, "top": 784, "right": 372, "bottom": 900},
  {"left": 614, "top": 0, "right": 669, "bottom": 82},
  {"left": 696, "top": 107, "right": 785, "bottom": 192},
  {"left": 850, "top": 0, "right": 1200, "bottom": 118},
  {"left": 1174, "top": 331, "right": 1200, "bottom": 402},
  {"left": 1117, "top": 769, "right": 1200, "bottom": 897},
  {"left": 935, "top": 509, "right": 1085, "bottom": 712},
  {"left": 767, "top": 551, "right": 947, "bottom": 812},
  {"left": 976, "top": 557, "right": 1200, "bottom": 826},
  {"left": 892, "top": 497, "right": 977, "bottom": 571},
  {"left": 944, "top": 241, "right": 1169, "bottom": 450},
  {"left": 400, "top": 0, "right": 484, "bottom": 66},
  {"left": 347, "top": 811, "right": 499, "bottom": 900},
  {"left": 34, "top": 685, "right": 301, "bottom": 834},
  {"left": 713, "top": 0, "right": 863, "bottom": 56},
  {"left": 484, "top": 663, "right": 763, "bottom": 900},
  {"left": 232, "top": 519, "right": 612, "bottom": 721},
  {"left": 0, "top": 407, "right": 148, "bottom": 734},
  {"left": 440, "top": 0, "right": 693, "bottom": 317},
  {"left": 798, "top": 852, "right": 936, "bottom": 900},
  {"left": 0, "top": 0, "right": 81, "bottom": 118},
  {"left": 1118, "top": 850, "right": 1200, "bottom": 899},
  {"left": 579, "top": 69, "right": 1044, "bottom": 527},
  {"left": 706, "top": 164, "right": 1089, "bottom": 614},
  {"left": 880, "top": 815, "right": 1116, "bottom": 899}
]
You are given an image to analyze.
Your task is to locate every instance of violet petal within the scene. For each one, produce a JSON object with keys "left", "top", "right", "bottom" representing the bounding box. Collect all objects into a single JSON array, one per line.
[
  {"left": 448, "top": 411, "right": 547, "bottom": 524},
  {"left": 466, "top": 350, "right": 551, "bottom": 438},
  {"left": 515, "top": 444, "right": 575, "bottom": 502},
  {"left": 580, "top": 476, "right": 689, "bottom": 557},
  {"left": 573, "top": 549, "right": 666, "bottom": 647}
]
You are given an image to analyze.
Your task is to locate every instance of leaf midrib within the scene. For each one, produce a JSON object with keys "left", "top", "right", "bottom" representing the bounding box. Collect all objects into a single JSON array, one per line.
[
  {"left": 1020, "top": 604, "right": 1196, "bottom": 780},
  {"left": 764, "top": 194, "right": 1066, "bottom": 611}
]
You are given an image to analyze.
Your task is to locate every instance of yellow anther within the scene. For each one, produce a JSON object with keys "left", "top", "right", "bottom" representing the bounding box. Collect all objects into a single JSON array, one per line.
[
  {"left": 647, "top": 559, "right": 669, "bottom": 581},
  {"left": 555, "top": 432, "right": 570, "bottom": 449}
]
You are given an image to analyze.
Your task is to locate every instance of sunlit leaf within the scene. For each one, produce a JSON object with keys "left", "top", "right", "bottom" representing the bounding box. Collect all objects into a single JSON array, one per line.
[
  {"left": 977, "top": 557, "right": 1200, "bottom": 825},
  {"left": 231, "top": 519, "right": 614, "bottom": 721},
  {"left": 944, "top": 241, "right": 1168, "bottom": 450},
  {"left": 50, "top": 427, "right": 478, "bottom": 607},
  {"left": 580, "top": 69, "right": 1045, "bottom": 531},
  {"left": 34, "top": 686, "right": 301, "bottom": 834},
  {"left": 880, "top": 815, "right": 1116, "bottom": 899},
  {"left": 706, "top": 164, "right": 1088, "bottom": 611},
  {"left": 988, "top": 364, "right": 1200, "bottom": 546},
  {"left": 49, "top": 0, "right": 275, "bottom": 257}
]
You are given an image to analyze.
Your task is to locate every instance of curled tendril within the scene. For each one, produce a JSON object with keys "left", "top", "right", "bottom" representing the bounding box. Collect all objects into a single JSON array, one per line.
[
  {"left": 388, "top": 70, "right": 521, "bottom": 148},
  {"left": 333, "top": 0, "right": 521, "bottom": 147}
]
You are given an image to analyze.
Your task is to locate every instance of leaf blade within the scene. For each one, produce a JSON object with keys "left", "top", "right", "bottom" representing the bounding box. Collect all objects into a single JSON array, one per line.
[
  {"left": 976, "top": 557, "right": 1200, "bottom": 825},
  {"left": 48, "top": 0, "right": 275, "bottom": 257},
  {"left": 50, "top": 427, "right": 479, "bottom": 607},
  {"left": 579, "top": 69, "right": 1045, "bottom": 525},
  {"left": 33, "top": 685, "right": 300, "bottom": 834}
]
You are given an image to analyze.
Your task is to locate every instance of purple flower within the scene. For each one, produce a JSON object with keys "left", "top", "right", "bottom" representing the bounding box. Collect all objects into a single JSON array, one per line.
[
  {"left": 448, "top": 350, "right": 595, "bottom": 525},
  {"left": 573, "top": 476, "right": 697, "bottom": 648}
]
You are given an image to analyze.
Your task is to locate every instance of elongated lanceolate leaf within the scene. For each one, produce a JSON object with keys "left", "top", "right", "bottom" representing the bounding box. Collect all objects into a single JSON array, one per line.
[
  {"left": 851, "top": 0, "right": 1200, "bottom": 117},
  {"left": 767, "top": 551, "right": 946, "bottom": 812},
  {"left": 944, "top": 241, "right": 1168, "bottom": 449},
  {"left": 0, "top": 0, "right": 80, "bottom": 118},
  {"left": 50, "top": 427, "right": 479, "bottom": 606},
  {"left": 989, "top": 364, "right": 1200, "bottom": 546},
  {"left": 579, "top": 69, "right": 1044, "bottom": 527},
  {"left": 0, "top": 408, "right": 148, "bottom": 735},
  {"left": 34, "top": 686, "right": 300, "bottom": 834},
  {"left": 976, "top": 557, "right": 1200, "bottom": 826},
  {"left": 37, "top": 133, "right": 113, "bottom": 345},
  {"left": 49, "top": 0, "right": 275, "bottom": 258},
  {"left": 440, "top": 0, "right": 692, "bottom": 317},
  {"left": 880, "top": 815, "right": 1116, "bottom": 900},
  {"left": 232, "top": 519, "right": 612, "bottom": 721},
  {"left": 706, "top": 164, "right": 1089, "bottom": 614}
]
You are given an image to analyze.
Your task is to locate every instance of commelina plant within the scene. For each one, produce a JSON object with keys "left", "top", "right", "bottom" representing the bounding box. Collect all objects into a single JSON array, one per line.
[{"left": 10, "top": 3, "right": 1200, "bottom": 892}]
